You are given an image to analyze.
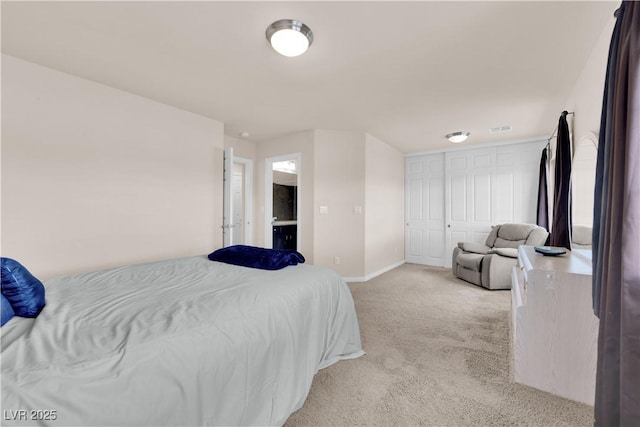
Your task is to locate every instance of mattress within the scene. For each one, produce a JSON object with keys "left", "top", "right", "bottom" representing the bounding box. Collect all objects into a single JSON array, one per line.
[{"left": 1, "top": 256, "right": 364, "bottom": 426}]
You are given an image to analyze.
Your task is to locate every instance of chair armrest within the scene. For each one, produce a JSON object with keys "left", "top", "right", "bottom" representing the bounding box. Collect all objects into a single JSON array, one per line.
[
  {"left": 525, "top": 227, "right": 549, "bottom": 246},
  {"left": 488, "top": 247, "right": 518, "bottom": 258},
  {"left": 457, "top": 242, "right": 491, "bottom": 254},
  {"left": 482, "top": 253, "right": 519, "bottom": 289}
]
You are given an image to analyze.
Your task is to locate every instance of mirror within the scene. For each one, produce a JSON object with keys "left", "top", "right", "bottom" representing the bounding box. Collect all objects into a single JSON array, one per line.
[{"left": 571, "top": 131, "right": 598, "bottom": 248}]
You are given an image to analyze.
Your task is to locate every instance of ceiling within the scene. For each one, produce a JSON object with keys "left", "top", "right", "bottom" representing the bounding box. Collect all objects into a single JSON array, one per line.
[{"left": 1, "top": 1, "right": 617, "bottom": 154}]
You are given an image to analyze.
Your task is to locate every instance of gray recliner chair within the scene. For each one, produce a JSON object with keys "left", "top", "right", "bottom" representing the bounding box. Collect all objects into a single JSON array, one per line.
[
  {"left": 572, "top": 225, "right": 592, "bottom": 249},
  {"left": 452, "top": 223, "right": 549, "bottom": 290}
]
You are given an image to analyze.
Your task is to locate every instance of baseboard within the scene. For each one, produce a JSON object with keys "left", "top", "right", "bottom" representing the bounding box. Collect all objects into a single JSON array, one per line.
[{"left": 343, "top": 260, "right": 405, "bottom": 283}]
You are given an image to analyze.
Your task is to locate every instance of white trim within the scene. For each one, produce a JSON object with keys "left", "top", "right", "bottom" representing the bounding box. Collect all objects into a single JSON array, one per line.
[
  {"left": 342, "top": 260, "right": 406, "bottom": 283},
  {"left": 234, "top": 156, "right": 253, "bottom": 246}
]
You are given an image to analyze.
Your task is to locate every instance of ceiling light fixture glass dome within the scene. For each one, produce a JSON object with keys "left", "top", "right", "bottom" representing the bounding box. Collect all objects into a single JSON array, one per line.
[
  {"left": 446, "top": 131, "right": 470, "bottom": 143},
  {"left": 266, "top": 19, "right": 313, "bottom": 57}
]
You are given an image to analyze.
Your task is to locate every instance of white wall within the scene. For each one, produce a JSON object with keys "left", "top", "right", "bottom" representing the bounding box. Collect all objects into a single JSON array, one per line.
[
  {"left": 565, "top": 16, "right": 616, "bottom": 148},
  {"left": 313, "top": 130, "right": 366, "bottom": 277},
  {"left": 224, "top": 134, "right": 256, "bottom": 160},
  {"left": 254, "top": 129, "right": 404, "bottom": 280},
  {"left": 563, "top": 15, "right": 616, "bottom": 228},
  {"left": 364, "top": 133, "right": 404, "bottom": 276},
  {"left": 1, "top": 55, "right": 225, "bottom": 279},
  {"left": 311, "top": 130, "right": 404, "bottom": 280},
  {"left": 1, "top": 58, "right": 404, "bottom": 282},
  {"left": 255, "top": 131, "right": 315, "bottom": 261}
]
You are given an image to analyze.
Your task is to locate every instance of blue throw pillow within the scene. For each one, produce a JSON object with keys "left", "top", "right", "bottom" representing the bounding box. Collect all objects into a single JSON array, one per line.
[
  {"left": 1, "top": 258, "right": 46, "bottom": 318},
  {"left": 1, "top": 294, "right": 15, "bottom": 326},
  {"left": 208, "top": 245, "right": 305, "bottom": 270}
]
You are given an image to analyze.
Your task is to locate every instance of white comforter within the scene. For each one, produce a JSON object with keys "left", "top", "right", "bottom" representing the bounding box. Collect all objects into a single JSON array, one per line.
[{"left": 1, "top": 256, "right": 364, "bottom": 426}]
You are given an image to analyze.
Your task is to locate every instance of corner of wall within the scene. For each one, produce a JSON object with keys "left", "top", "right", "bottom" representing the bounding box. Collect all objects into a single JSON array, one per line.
[{"left": 363, "top": 134, "right": 405, "bottom": 277}]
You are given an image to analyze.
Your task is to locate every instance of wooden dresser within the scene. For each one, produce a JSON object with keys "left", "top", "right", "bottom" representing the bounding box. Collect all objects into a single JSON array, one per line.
[{"left": 511, "top": 245, "right": 599, "bottom": 405}]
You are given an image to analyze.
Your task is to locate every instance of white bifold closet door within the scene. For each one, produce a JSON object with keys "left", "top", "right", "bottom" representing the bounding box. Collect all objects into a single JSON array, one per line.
[
  {"left": 223, "top": 147, "right": 234, "bottom": 247},
  {"left": 445, "top": 148, "right": 494, "bottom": 260},
  {"left": 406, "top": 140, "right": 545, "bottom": 267},
  {"left": 405, "top": 153, "right": 445, "bottom": 265}
]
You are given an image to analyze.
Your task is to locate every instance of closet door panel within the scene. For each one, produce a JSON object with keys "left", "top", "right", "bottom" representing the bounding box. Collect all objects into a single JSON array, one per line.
[
  {"left": 495, "top": 141, "right": 545, "bottom": 224},
  {"left": 493, "top": 170, "right": 515, "bottom": 223},
  {"left": 408, "top": 175, "right": 424, "bottom": 221},
  {"left": 474, "top": 152, "right": 492, "bottom": 168},
  {"left": 472, "top": 173, "right": 492, "bottom": 223},
  {"left": 408, "top": 229, "right": 424, "bottom": 258},
  {"left": 446, "top": 148, "right": 495, "bottom": 267},
  {"left": 451, "top": 231, "right": 467, "bottom": 249},
  {"left": 473, "top": 231, "right": 490, "bottom": 244},
  {"left": 406, "top": 158, "right": 426, "bottom": 262},
  {"left": 405, "top": 153, "right": 445, "bottom": 265},
  {"left": 427, "top": 230, "right": 444, "bottom": 259},
  {"left": 517, "top": 143, "right": 545, "bottom": 224},
  {"left": 450, "top": 173, "right": 467, "bottom": 222},
  {"left": 428, "top": 175, "right": 444, "bottom": 220},
  {"left": 520, "top": 170, "right": 539, "bottom": 223},
  {"left": 426, "top": 170, "right": 445, "bottom": 260}
]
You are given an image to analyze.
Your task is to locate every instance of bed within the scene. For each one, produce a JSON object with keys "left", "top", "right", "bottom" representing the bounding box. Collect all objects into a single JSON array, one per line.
[{"left": 1, "top": 255, "right": 364, "bottom": 426}]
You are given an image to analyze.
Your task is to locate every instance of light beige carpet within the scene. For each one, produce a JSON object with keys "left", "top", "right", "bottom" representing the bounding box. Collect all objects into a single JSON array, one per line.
[{"left": 285, "top": 263, "right": 594, "bottom": 426}]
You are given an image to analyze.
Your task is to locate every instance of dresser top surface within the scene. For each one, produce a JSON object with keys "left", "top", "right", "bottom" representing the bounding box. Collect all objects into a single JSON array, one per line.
[{"left": 519, "top": 245, "right": 592, "bottom": 276}]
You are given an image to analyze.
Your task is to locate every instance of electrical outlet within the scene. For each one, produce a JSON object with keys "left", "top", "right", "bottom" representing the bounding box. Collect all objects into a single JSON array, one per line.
[{"left": 334, "top": 256, "right": 341, "bottom": 265}]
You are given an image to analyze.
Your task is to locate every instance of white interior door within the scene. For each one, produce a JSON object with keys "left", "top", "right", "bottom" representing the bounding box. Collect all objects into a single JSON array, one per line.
[
  {"left": 232, "top": 165, "right": 244, "bottom": 244},
  {"left": 405, "top": 153, "right": 445, "bottom": 266},
  {"left": 224, "top": 150, "right": 254, "bottom": 247},
  {"left": 235, "top": 156, "right": 253, "bottom": 246},
  {"left": 223, "top": 147, "right": 234, "bottom": 247},
  {"left": 445, "top": 148, "right": 495, "bottom": 267}
]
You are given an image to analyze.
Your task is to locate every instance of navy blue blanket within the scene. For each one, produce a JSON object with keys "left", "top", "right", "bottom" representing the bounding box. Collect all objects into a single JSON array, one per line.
[{"left": 208, "top": 245, "right": 305, "bottom": 270}]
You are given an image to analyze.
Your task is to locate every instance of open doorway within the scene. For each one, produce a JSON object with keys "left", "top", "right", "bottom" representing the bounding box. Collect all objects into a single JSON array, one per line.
[{"left": 265, "top": 153, "right": 301, "bottom": 250}]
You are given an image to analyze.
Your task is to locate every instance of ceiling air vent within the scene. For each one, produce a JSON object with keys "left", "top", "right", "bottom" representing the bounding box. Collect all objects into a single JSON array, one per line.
[{"left": 490, "top": 125, "right": 512, "bottom": 134}]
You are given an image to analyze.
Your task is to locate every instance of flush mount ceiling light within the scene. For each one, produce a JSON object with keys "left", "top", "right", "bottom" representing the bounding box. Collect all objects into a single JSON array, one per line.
[
  {"left": 266, "top": 19, "right": 313, "bottom": 57},
  {"left": 446, "top": 131, "right": 470, "bottom": 143}
]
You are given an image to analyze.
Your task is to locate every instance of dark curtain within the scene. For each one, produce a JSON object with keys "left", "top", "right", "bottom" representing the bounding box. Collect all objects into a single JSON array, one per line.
[
  {"left": 536, "top": 147, "right": 549, "bottom": 231},
  {"left": 592, "top": 2, "right": 640, "bottom": 426},
  {"left": 549, "top": 111, "right": 572, "bottom": 249}
]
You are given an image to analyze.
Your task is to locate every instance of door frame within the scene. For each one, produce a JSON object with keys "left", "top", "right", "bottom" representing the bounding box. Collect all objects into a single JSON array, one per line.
[
  {"left": 223, "top": 148, "right": 254, "bottom": 247},
  {"left": 234, "top": 156, "right": 254, "bottom": 246},
  {"left": 265, "top": 153, "right": 301, "bottom": 249},
  {"left": 223, "top": 147, "right": 234, "bottom": 247}
]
